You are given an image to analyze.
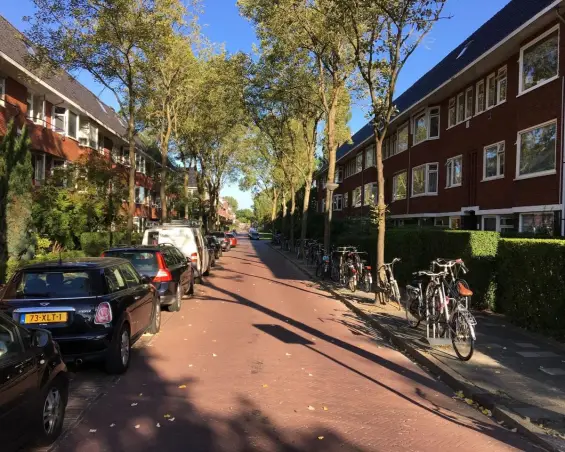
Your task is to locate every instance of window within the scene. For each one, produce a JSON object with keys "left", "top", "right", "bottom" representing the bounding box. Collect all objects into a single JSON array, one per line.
[
  {"left": 89, "top": 124, "right": 98, "bottom": 149},
  {"left": 450, "top": 217, "right": 461, "bottom": 229},
  {"left": 33, "top": 153, "right": 46, "bottom": 184},
  {"left": 486, "top": 73, "right": 496, "bottom": 109},
  {"left": 0, "top": 317, "right": 23, "bottom": 363},
  {"left": 105, "top": 267, "right": 127, "bottom": 293},
  {"left": 352, "top": 186, "right": 362, "bottom": 207},
  {"left": 345, "top": 159, "right": 356, "bottom": 178},
  {"left": 482, "top": 216, "right": 497, "bottom": 231},
  {"left": 383, "top": 138, "right": 390, "bottom": 159},
  {"left": 392, "top": 133, "right": 397, "bottom": 157},
  {"left": 363, "top": 183, "right": 377, "bottom": 206},
  {"left": 413, "top": 110, "right": 427, "bottom": 145},
  {"left": 119, "top": 263, "right": 141, "bottom": 287},
  {"left": 335, "top": 166, "right": 343, "bottom": 183},
  {"left": 500, "top": 216, "right": 516, "bottom": 233},
  {"left": 429, "top": 107, "right": 440, "bottom": 139},
  {"left": 392, "top": 171, "right": 407, "bottom": 201},
  {"left": 520, "top": 212, "right": 554, "bottom": 234},
  {"left": 476, "top": 80, "right": 485, "bottom": 114},
  {"left": 465, "top": 87, "right": 473, "bottom": 119},
  {"left": 497, "top": 66, "right": 507, "bottom": 103},
  {"left": 446, "top": 155, "right": 462, "bottom": 188},
  {"left": 332, "top": 194, "right": 342, "bottom": 211},
  {"left": 434, "top": 217, "right": 449, "bottom": 227},
  {"left": 67, "top": 111, "right": 78, "bottom": 139},
  {"left": 343, "top": 192, "right": 348, "bottom": 208},
  {"left": 52, "top": 106, "right": 66, "bottom": 133},
  {"left": 411, "top": 163, "right": 438, "bottom": 197},
  {"left": 520, "top": 28, "right": 559, "bottom": 94},
  {"left": 456, "top": 92, "right": 465, "bottom": 124},
  {"left": 365, "top": 146, "right": 375, "bottom": 167},
  {"left": 517, "top": 120, "right": 556, "bottom": 178},
  {"left": 397, "top": 123, "right": 409, "bottom": 153},
  {"left": 26, "top": 92, "right": 33, "bottom": 119},
  {"left": 0, "top": 78, "right": 5, "bottom": 107},
  {"left": 135, "top": 186, "right": 146, "bottom": 204},
  {"left": 448, "top": 97, "right": 456, "bottom": 128},
  {"left": 79, "top": 117, "right": 98, "bottom": 148},
  {"left": 136, "top": 153, "right": 146, "bottom": 174},
  {"left": 26, "top": 93, "right": 44, "bottom": 125},
  {"left": 356, "top": 153, "right": 363, "bottom": 173},
  {"left": 483, "top": 141, "right": 505, "bottom": 180}
]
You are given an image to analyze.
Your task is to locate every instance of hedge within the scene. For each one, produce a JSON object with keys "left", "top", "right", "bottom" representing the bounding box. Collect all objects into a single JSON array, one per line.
[
  {"left": 80, "top": 232, "right": 143, "bottom": 256},
  {"left": 334, "top": 227, "right": 499, "bottom": 309},
  {"left": 496, "top": 238, "right": 565, "bottom": 338},
  {"left": 6, "top": 250, "right": 87, "bottom": 282}
]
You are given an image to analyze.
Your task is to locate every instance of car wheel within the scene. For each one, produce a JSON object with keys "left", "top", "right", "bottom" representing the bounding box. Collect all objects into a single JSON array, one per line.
[
  {"left": 203, "top": 263, "right": 210, "bottom": 276},
  {"left": 168, "top": 284, "right": 182, "bottom": 312},
  {"left": 105, "top": 324, "right": 131, "bottom": 374},
  {"left": 148, "top": 298, "right": 161, "bottom": 334},
  {"left": 34, "top": 376, "right": 67, "bottom": 446}
]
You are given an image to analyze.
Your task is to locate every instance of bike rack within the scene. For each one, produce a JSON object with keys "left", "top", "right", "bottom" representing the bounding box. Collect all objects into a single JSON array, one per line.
[{"left": 426, "top": 295, "right": 451, "bottom": 347}]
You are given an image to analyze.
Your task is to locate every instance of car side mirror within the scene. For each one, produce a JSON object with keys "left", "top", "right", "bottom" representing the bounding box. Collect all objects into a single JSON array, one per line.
[
  {"left": 141, "top": 275, "right": 152, "bottom": 284},
  {"left": 32, "top": 329, "right": 50, "bottom": 348}
]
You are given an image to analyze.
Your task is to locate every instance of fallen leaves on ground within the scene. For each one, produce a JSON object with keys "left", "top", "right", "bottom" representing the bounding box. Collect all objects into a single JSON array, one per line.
[
  {"left": 262, "top": 384, "right": 268, "bottom": 388},
  {"left": 323, "top": 406, "right": 328, "bottom": 411},
  {"left": 110, "top": 423, "right": 115, "bottom": 428},
  {"left": 212, "top": 353, "right": 217, "bottom": 357},
  {"left": 285, "top": 353, "right": 292, "bottom": 356},
  {"left": 135, "top": 425, "right": 140, "bottom": 429},
  {"left": 178, "top": 384, "right": 187, "bottom": 389},
  {"left": 308, "top": 405, "right": 315, "bottom": 411},
  {"left": 89, "top": 429, "right": 97, "bottom": 433},
  {"left": 156, "top": 423, "right": 161, "bottom": 428},
  {"left": 131, "top": 403, "right": 138, "bottom": 407},
  {"left": 318, "top": 436, "right": 324, "bottom": 440},
  {"left": 164, "top": 414, "right": 171, "bottom": 418},
  {"left": 168, "top": 417, "right": 176, "bottom": 422}
]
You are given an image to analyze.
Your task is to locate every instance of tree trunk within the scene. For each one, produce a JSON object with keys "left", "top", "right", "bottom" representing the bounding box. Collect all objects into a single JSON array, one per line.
[
  {"left": 271, "top": 187, "right": 278, "bottom": 236},
  {"left": 184, "top": 168, "right": 189, "bottom": 220},
  {"left": 374, "top": 133, "right": 386, "bottom": 304},
  {"left": 160, "top": 107, "right": 172, "bottom": 223},
  {"left": 127, "top": 102, "right": 136, "bottom": 244},
  {"left": 290, "top": 186, "right": 296, "bottom": 251},
  {"left": 208, "top": 184, "right": 216, "bottom": 232},
  {"left": 281, "top": 190, "right": 287, "bottom": 237}
]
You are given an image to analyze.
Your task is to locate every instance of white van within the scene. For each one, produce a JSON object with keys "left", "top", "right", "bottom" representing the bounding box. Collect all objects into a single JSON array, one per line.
[{"left": 142, "top": 225, "right": 211, "bottom": 281}]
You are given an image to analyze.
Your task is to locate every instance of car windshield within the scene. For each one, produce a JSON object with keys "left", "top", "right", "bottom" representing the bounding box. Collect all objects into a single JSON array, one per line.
[
  {"left": 211, "top": 232, "right": 225, "bottom": 238},
  {"left": 104, "top": 250, "right": 158, "bottom": 274},
  {"left": 226, "top": 233, "right": 234, "bottom": 238},
  {"left": 4, "top": 271, "right": 96, "bottom": 299}
]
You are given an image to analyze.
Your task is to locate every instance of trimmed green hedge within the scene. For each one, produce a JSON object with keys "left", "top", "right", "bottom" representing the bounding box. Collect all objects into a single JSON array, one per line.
[
  {"left": 496, "top": 238, "right": 565, "bottom": 337},
  {"left": 6, "top": 250, "right": 87, "bottom": 282},
  {"left": 80, "top": 232, "right": 143, "bottom": 256}
]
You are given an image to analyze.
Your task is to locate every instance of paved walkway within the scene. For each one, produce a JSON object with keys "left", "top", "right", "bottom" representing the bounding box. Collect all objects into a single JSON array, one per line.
[
  {"left": 273, "top": 244, "right": 565, "bottom": 451},
  {"left": 40, "top": 238, "right": 535, "bottom": 452}
]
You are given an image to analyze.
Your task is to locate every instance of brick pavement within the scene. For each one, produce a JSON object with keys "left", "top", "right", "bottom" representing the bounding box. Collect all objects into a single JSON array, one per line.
[{"left": 48, "top": 238, "right": 537, "bottom": 451}]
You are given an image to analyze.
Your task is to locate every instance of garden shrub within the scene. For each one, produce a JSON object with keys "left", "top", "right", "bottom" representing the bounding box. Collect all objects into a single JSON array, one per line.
[
  {"left": 5, "top": 250, "right": 87, "bottom": 282},
  {"left": 496, "top": 238, "right": 565, "bottom": 338},
  {"left": 80, "top": 232, "right": 111, "bottom": 256}
]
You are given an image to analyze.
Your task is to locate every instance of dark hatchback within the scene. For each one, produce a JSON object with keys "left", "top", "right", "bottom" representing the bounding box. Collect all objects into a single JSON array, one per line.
[
  {"left": 0, "top": 311, "right": 68, "bottom": 450},
  {"left": 0, "top": 258, "right": 160, "bottom": 374},
  {"left": 211, "top": 231, "right": 231, "bottom": 251},
  {"left": 206, "top": 235, "right": 223, "bottom": 260},
  {"left": 103, "top": 245, "right": 194, "bottom": 312}
]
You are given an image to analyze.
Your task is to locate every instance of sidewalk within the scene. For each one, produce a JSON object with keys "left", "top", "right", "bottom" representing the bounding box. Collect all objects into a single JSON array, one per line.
[{"left": 269, "top": 243, "right": 565, "bottom": 452}]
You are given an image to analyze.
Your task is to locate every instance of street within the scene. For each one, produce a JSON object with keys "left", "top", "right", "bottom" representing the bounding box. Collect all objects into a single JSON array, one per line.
[{"left": 51, "top": 238, "right": 535, "bottom": 452}]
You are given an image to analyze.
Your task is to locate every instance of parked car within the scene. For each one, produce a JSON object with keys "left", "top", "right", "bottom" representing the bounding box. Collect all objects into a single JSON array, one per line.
[
  {"left": 248, "top": 228, "right": 260, "bottom": 240},
  {"left": 0, "top": 258, "right": 160, "bottom": 374},
  {"left": 0, "top": 311, "right": 69, "bottom": 449},
  {"left": 206, "top": 235, "right": 223, "bottom": 259},
  {"left": 102, "top": 244, "right": 194, "bottom": 312},
  {"left": 226, "top": 232, "right": 237, "bottom": 248},
  {"left": 143, "top": 224, "right": 212, "bottom": 282},
  {"left": 211, "top": 231, "right": 231, "bottom": 251}
]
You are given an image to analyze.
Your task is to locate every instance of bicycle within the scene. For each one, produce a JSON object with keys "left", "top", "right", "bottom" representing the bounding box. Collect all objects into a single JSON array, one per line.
[
  {"left": 375, "top": 258, "right": 401, "bottom": 310},
  {"left": 405, "top": 271, "right": 431, "bottom": 328},
  {"left": 355, "top": 252, "right": 372, "bottom": 293},
  {"left": 315, "top": 248, "right": 330, "bottom": 279}
]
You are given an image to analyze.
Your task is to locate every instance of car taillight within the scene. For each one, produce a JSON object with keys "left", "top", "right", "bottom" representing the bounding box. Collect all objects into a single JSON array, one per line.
[
  {"left": 190, "top": 252, "right": 198, "bottom": 263},
  {"left": 94, "top": 302, "right": 113, "bottom": 324},
  {"left": 153, "top": 252, "right": 173, "bottom": 282}
]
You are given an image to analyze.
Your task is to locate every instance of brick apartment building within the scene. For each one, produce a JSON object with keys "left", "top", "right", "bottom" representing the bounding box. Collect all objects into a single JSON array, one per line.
[
  {"left": 317, "top": 0, "right": 565, "bottom": 235},
  {"left": 0, "top": 16, "right": 197, "bottom": 233}
]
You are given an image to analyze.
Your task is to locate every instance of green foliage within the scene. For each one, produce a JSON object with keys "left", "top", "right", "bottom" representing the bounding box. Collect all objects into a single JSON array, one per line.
[
  {"left": 6, "top": 250, "right": 87, "bottom": 282},
  {"left": 80, "top": 232, "right": 111, "bottom": 256},
  {"left": 236, "top": 208, "right": 254, "bottom": 224},
  {"left": 496, "top": 238, "right": 565, "bottom": 337},
  {"left": 0, "top": 121, "right": 34, "bottom": 282},
  {"left": 223, "top": 196, "right": 239, "bottom": 212}
]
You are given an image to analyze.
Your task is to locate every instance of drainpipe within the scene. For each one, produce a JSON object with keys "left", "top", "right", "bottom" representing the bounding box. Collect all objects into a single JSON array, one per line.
[{"left": 561, "top": 75, "right": 565, "bottom": 236}]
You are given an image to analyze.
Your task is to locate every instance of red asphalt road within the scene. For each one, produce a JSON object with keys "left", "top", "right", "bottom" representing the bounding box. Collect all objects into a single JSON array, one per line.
[{"left": 54, "top": 239, "right": 536, "bottom": 452}]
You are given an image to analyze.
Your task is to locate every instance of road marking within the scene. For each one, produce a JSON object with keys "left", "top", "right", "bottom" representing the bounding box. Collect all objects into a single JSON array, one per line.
[{"left": 516, "top": 351, "right": 559, "bottom": 358}]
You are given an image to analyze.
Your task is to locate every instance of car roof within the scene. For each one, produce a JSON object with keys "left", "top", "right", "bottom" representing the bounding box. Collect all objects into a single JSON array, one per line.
[
  {"left": 20, "top": 257, "right": 128, "bottom": 271},
  {"left": 104, "top": 244, "right": 178, "bottom": 253}
]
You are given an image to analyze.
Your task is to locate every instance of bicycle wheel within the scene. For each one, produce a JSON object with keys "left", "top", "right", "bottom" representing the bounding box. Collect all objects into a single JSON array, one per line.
[
  {"left": 406, "top": 297, "right": 422, "bottom": 328},
  {"left": 315, "top": 261, "right": 323, "bottom": 278},
  {"left": 363, "top": 272, "right": 372, "bottom": 293},
  {"left": 425, "top": 281, "right": 441, "bottom": 323},
  {"left": 450, "top": 311, "right": 475, "bottom": 361},
  {"left": 348, "top": 274, "right": 356, "bottom": 293},
  {"left": 331, "top": 261, "right": 339, "bottom": 282}
]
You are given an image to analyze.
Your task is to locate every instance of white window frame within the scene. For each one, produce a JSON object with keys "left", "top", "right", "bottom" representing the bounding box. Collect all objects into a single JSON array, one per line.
[
  {"left": 67, "top": 110, "right": 78, "bottom": 140},
  {"left": 365, "top": 146, "right": 375, "bottom": 168},
  {"left": 448, "top": 97, "right": 456, "bottom": 128},
  {"left": 456, "top": 92, "right": 465, "bottom": 124},
  {"left": 519, "top": 212, "right": 555, "bottom": 234},
  {"left": 411, "top": 163, "right": 438, "bottom": 197},
  {"left": 397, "top": 122, "right": 409, "bottom": 154},
  {"left": 52, "top": 106, "right": 67, "bottom": 134},
  {"left": 0, "top": 77, "right": 5, "bottom": 107},
  {"left": 497, "top": 66, "right": 507, "bottom": 104},
  {"left": 392, "top": 171, "right": 407, "bottom": 201},
  {"left": 475, "top": 79, "right": 485, "bottom": 115},
  {"left": 428, "top": 106, "right": 440, "bottom": 139},
  {"left": 343, "top": 192, "right": 348, "bottom": 208},
  {"left": 344, "top": 159, "right": 356, "bottom": 178},
  {"left": 486, "top": 72, "right": 496, "bottom": 109},
  {"left": 518, "top": 25, "right": 560, "bottom": 96},
  {"left": 355, "top": 153, "right": 363, "bottom": 173},
  {"left": 34, "top": 153, "right": 46, "bottom": 184},
  {"left": 413, "top": 109, "right": 427, "bottom": 145},
  {"left": 353, "top": 186, "right": 362, "bottom": 208},
  {"left": 481, "top": 215, "right": 498, "bottom": 232},
  {"left": 363, "top": 183, "right": 376, "bottom": 206},
  {"left": 445, "top": 155, "right": 463, "bottom": 188},
  {"left": 515, "top": 119, "right": 557, "bottom": 180},
  {"left": 333, "top": 194, "right": 343, "bottom": 211},
  {"left": 434, "top": 217, "right": 449, "bottom": 227},
  {"left": 27, "top": 92, "right": 33, "bottom": 120},
  {"left": 465, "top": 86, "right": 473, "bottom": 119},
  {"left": 335, "top": 165, "right": 344, "bottom": 183},
  {"left": 482, "top": 141, "right": 505, "bottom": 181}
]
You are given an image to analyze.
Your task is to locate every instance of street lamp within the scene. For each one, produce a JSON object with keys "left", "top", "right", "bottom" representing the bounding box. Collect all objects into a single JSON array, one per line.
[{"left": 324, "top": 182, "right": 340, "bottom": 253}]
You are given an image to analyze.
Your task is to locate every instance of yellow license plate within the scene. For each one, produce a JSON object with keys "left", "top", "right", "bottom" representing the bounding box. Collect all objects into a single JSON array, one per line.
[{"left": 24, "top": 312, "right": 68, "bottom": 324}]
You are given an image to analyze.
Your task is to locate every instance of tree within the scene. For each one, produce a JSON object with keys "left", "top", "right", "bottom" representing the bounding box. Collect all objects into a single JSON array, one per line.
[
  {"left": 27, "top": 0, "right": 184, "bottom": 242},
  {"left": 222, "top": 196, "right": 239, "bottom": 212},
  {"left": 236, "top": 208, "right": 254, "bottom": 224},
  {"left": 0, "top": 121, "right": 33, "bottom": 282},
  {"left": 239, "top": 0, "right": 355, "bottom": 252},
  {"left": 336, "top": 0, "right": 445, "bottom": 300}
]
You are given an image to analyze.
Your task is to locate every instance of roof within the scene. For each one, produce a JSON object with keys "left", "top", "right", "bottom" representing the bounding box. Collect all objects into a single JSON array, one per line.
[
  {"left": 21, "top": 257, "right": 127, "bottom": 271},
  {"left": 103, "top": 244, "right": 177, "bottom": 253},
  {"left": 332, "top": 0, "right": 557, "bottom": 166}
]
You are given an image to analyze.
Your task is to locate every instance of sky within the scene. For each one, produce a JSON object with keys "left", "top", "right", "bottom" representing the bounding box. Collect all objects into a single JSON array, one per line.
[{"left": 1, "top": 0, "right": 512, "bottom": 210}]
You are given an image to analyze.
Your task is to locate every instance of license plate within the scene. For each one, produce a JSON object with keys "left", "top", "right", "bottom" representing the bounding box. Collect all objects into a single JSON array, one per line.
[{"left": 24, "top": 312, "right": 68, "bottom": 324}]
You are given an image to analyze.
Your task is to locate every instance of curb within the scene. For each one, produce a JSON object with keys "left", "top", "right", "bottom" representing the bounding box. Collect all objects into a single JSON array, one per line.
[{"left": 269, "top": 243, "right": 564, "bottom": 452}]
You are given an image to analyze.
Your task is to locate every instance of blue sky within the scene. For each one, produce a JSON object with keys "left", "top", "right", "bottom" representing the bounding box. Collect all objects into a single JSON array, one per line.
[{"left": 2, "top": 0, "right": 512, "bottom": 210}]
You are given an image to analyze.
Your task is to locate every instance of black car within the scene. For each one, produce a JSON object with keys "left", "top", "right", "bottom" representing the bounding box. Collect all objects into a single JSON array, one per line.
[
  {"left": 206, "top": 235, "right": 223, "bottom": 259},
  {"left": 0, "top": 311, "right": 68, "bottom": 449},
  {"left": 103, "top": 245, "right": 194, "bottom": 312},
  {"left": 0, "top": 258, "right": 160, "bottom": 374},
  {"left": 211, "top": 231, "right": 231, "bottom": 251}
]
